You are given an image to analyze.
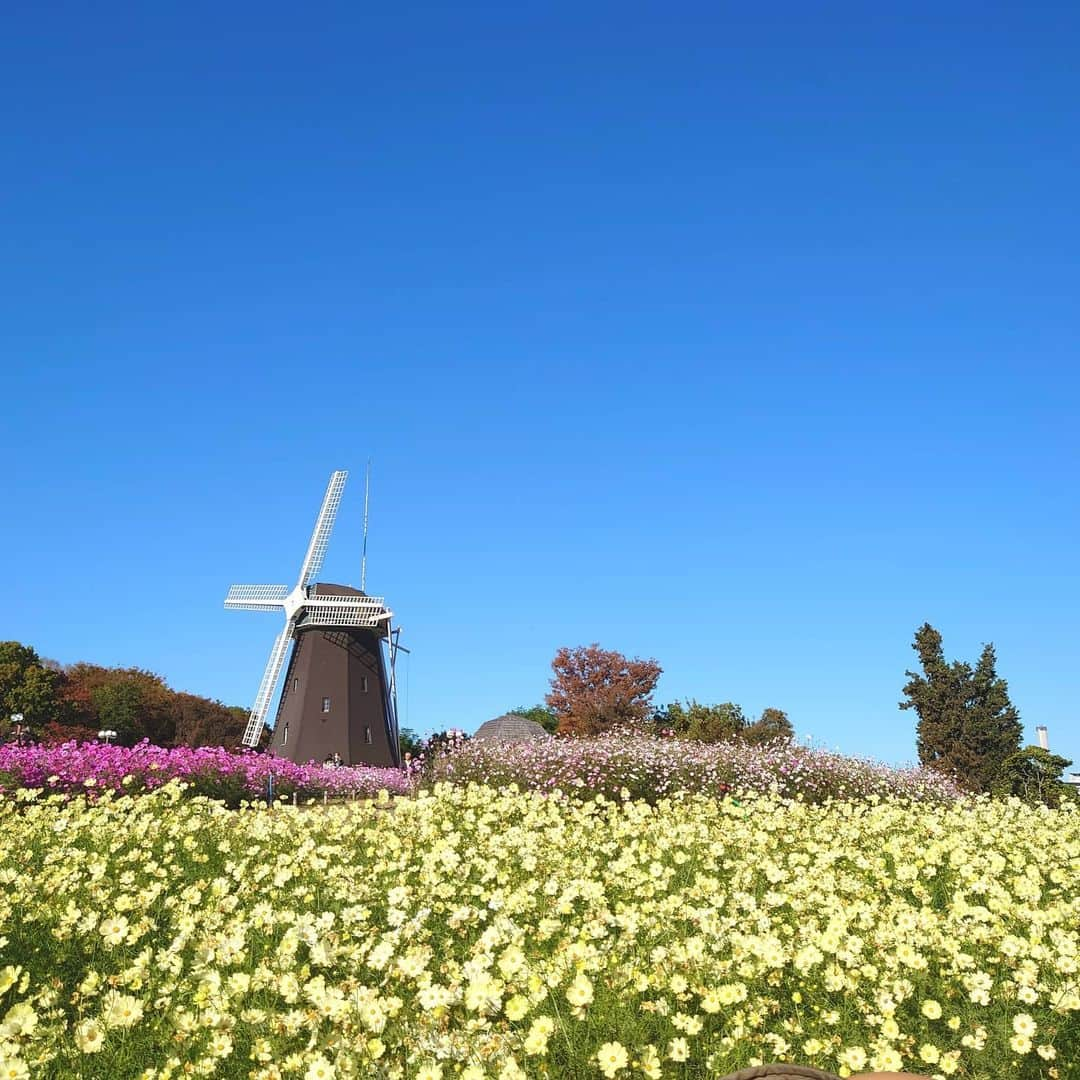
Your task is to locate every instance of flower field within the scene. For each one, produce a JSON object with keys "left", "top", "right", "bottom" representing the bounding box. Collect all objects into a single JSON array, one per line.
[
  {"left": 1, "top": 782, "right": 1077, "bottom": 1079},
  {"left": 424, "top": 732, "right": 964, "bottom": 805},
  {"left": 0, "top": 742, "right": 410, "bottom": 805}
]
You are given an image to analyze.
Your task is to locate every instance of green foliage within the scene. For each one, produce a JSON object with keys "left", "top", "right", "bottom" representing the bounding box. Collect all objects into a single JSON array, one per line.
[
  {"left": 398, "top": 727, "right": 424, "bottom": 758},
  {"left": 182, "top": 766, "right": 253, "bottom": 808},
  {"left": 423, "top": 729, "right": 470, "bottom": 757},
  {"left": 508, "top": 704, "right": 559, "bottom": 735},
  {"left": 901, "top": 623, "right": 1023, "bottom": 793},
  {"left": 656, "top": 701, "right": 793, "bottom": 746},
  {"left": 0, "top": 641, "right": 62, "bottom": 737},
  {"left": 742, "top": 706, "right": 794, "bottom": 745},
  {"left": 675, "top": 700, "right": 747, "bottom": 742},
  {"left": 993, "top": 745, "right": 1075, "bottom": 806},
  {"left": 91, "top": 680, "right": 149, "bottom": 745},
  {"left": 2, "top": 641, "right": 249, "bottom": 748}
]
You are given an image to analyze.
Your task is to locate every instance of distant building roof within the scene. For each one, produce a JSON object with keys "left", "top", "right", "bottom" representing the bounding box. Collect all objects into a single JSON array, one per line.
[{"left": 473, "top": 713, "right": 552, "bottom": 743}]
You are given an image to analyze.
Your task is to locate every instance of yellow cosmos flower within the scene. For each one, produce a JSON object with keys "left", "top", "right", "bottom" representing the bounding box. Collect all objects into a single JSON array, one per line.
[
  {"left": 504, "top": 994, "right": 529, "bottom": 1021},
  {"left": 1012, "top": 1012, "right": 1037, "bottom": 1037},
  {"left": 668, "top": 1037, "right": 689, "bottom": 1062},
  {"left": 304, "top": 1056, "right": 335, "bottom": 1080},
  {"left": 101, "top": 991, "right": 143, "bottom": 1029},
  {"left": 838, "top": 1045, "right": 867, "bottom": 1071},
  {"left": 98, "top": 915, "right": 130, "bottom": 945},
  {"left": 75, "top": 1018, "right": 105, "bottom": 1054},
  {"left": 565, "top": 973, "right": 593, "bottom": 1008},
  {"left": 639, "top": 1044, "right": 662, "bottom": 1079},
  {"left": 596, "top": 1041, "right": 629, "bottom": 1078},
  {"left": 0, "top": 1056, "right": 30, "bottom": 1080}
]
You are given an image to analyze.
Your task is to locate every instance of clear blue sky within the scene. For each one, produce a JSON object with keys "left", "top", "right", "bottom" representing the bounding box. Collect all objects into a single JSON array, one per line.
[{"left": 3, "top": 3, "right": 1078, "bottom": 766}]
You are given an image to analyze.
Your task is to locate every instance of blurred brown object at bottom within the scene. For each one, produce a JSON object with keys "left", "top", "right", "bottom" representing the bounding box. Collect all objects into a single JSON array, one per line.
[{"left": 717, "top": 1067, "right": 931, "bottom": 1080}]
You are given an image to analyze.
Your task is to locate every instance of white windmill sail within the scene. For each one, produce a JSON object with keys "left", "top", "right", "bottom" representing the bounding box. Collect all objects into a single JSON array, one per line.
[
  {"left": 241, "top": 621, "right": 296, "bottom": 747},
  {"left": 225, "top": 585, "right": 290, "bottom": 611},
  {"left": 228, "top": 470, "right": 350, "bottom": 748},
  {"left": 297, "top": 470, "right": 347, "bottom": 587}
]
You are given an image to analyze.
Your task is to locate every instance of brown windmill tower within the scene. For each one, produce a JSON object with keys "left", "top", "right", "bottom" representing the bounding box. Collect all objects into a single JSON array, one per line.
[{"left": 225, "top": 470, "right": 403, "bottom": 767}]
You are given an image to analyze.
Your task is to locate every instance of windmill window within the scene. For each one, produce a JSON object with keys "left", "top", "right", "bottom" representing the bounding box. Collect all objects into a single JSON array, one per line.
[
  {"left": 281, "top": 724, "right": 289, "bottom": 746},
  {"left": 361, "top": 676, "right": 369, "bottom": 693},
  {"left": 364, "top": 726, "right": 372, "bottom": 744},
  {"left": 292, "top": 678, "right": 299, "bottom": 692},
  {"left": 321, "top": 697, "right": 331, "bottom": 713}
]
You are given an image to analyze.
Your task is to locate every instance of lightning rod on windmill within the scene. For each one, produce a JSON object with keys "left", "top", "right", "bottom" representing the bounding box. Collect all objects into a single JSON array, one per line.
[{"left": 361, "top": 458, "right": 371, "bottom": 593}]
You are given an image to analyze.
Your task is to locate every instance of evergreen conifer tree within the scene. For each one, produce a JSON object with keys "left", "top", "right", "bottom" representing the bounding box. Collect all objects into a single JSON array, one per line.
[{"left": 900, "top": 623, "right": 1022, "bottom": 792}]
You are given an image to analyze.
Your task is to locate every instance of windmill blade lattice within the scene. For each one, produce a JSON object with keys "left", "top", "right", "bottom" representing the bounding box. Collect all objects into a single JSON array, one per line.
[
  {"left": 296, "top": 470, "right": 348, "bottom": 587},
  {"left": 224, "top": 585, "right": 290, "bottom": 611},
  {"left": 302, "top": 596, "right": 392, "bottom": 628},
  {"left": 241, "top": 620, "right": 295, "bottom": 747}
]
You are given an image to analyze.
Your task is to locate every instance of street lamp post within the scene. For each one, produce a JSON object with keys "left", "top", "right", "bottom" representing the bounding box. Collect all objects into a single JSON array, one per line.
[{"left": 97, "top": 729, "right": 118, "bottom": 746}]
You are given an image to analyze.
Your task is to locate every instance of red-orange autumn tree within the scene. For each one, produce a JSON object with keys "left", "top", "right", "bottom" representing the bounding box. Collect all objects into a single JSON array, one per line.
[{"left": 546, "top": 643, "right": 662, "bottom": 736}]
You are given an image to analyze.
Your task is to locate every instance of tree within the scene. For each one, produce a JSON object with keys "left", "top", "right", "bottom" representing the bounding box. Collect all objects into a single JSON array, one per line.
[
  {"left": 546, "top": 644, "right": 662, "bottom": 736},
  {"left": 398, "top": 728, "right": 424, "bottom": 758},
  {"left": 67, "top": 665, "right": 176, "bottom": 746},
  {"left": 993, "top": 746, "right": 1075, "bottom": 806},
  {"left": 508, "top": 704, "right": 560, "bottom": 735},
  {"left": 173, "top": 695, "right": 250, "bottom": 749},
  {"left": 743, "top": 707, "right": 794, "bottom": 745},
  {"left": 0, "top": 641, "right": 62, "bottom": 738},
  {"left": 658, "top": 700, "right": 747, "bottom": 742},
  {"left": 90, "top": 680, "right": 146, "bottom": 745},
  {"left": 2, "top": 641, "right": 270, "bottom": 750},
  {"left": 59, "top": 660, "right": 244, "bottom": 748},
  {"left": 966, "top": 643, "right": 1024, "bottom": 791},
  {"left": 901, "top": 623, "right": 1022, "bottom": 792},
  {"left": 656, "top": 701, "right": 793, "bottom": 745}
]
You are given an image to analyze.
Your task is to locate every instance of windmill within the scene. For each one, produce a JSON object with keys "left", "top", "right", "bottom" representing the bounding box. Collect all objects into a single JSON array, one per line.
[{"left": 225, "top": 470, "right": 403, "bottom": 767}]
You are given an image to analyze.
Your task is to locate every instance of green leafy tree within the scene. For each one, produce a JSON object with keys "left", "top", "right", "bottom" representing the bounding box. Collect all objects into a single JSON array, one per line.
[
  {"left": 901, "top": 623, "right": 1022, "bottom": 792},
  {"left": 656, "top": 701, "right": 792, "bottom": 745},
  {"left": 993, "top": 746, "right": 1075, "bottom": 806},
  {"left": 658, "top": 700, "right": 748, "bottom": 742},
  {"left": 509, "top": 704, "right": 560, "bottom": 735},
  {"left": 90, "top": 680, "right": 149, "bottom": 746},
  {"left": 743, "top": 707, "right": 794, "bottom": 745},
  {"left": 85, "top": 668, "right": 175, "bottom": 746},
  {"left": 0, "top": 641, "right": 62, "bottom": 738},
  {"left": 398, "top": 727, "right": 424, "bottom": 758}
]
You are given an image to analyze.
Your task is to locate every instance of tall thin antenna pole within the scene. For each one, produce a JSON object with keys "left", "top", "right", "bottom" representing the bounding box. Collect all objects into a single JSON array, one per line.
[{"left": 360, "top": 458, "right": 371, "bottom": 592}]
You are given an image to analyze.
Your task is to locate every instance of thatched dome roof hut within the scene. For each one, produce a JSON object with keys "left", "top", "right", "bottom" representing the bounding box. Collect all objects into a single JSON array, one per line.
[{"left": 472, "top": 713, "right": 552, "bottom": 743}]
